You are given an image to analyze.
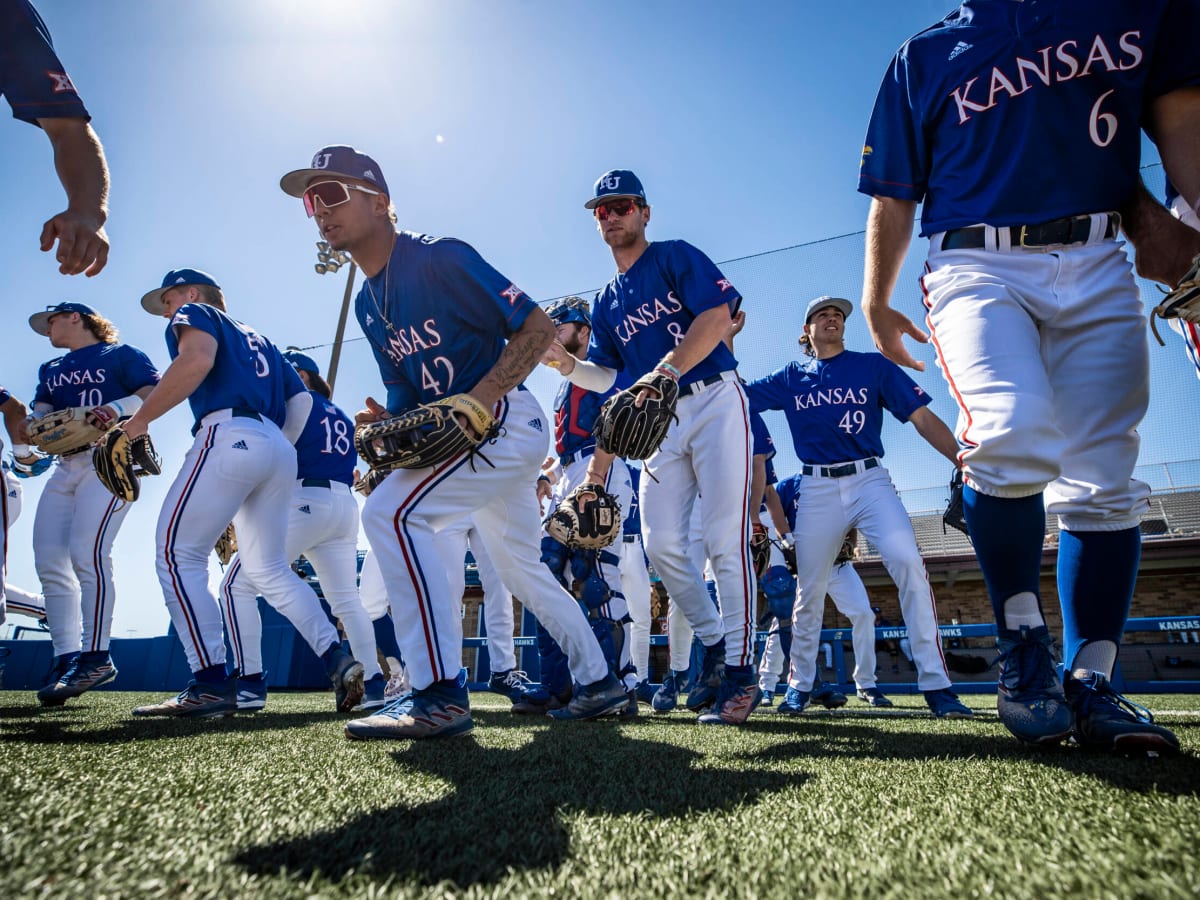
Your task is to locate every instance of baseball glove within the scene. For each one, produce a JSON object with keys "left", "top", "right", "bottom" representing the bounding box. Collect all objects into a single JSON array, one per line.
[
  {"left": 750, "top": 523, "right": 771, "bottom": 580},
  {"left": 215, "top": 522, "right": 238, "bottom": 566},
  {"left": 545, "top": 482, "right": 622, "bottom": 550},
  {"left": 834, "top": 528, "right": 858, "bottom": 565},
  {"left": 943, "top": 468, "right": 969, "bottom": 536},
  {"left": 28, "top": 407, "right": 107, "bottom": 456},
  {"left": 353, "top": 463, "right": 401, "bottom": 498},
  {"left": 354, "top": 394, "right": 498, "bottom": 472},
  {"left": 1151, "top": 253, "right": 1200, "bottom": 345},
  {"left": 594, "top": 370, "right": 679, "bottom": 460},
  {"left": 92, "top": 428, "right": 162, "bottom": 502}
]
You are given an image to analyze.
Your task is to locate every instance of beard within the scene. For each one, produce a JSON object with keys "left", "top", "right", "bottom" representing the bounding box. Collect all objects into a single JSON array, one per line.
[{"left": 561, "top": 332, "right": 585, "bottom": 356}]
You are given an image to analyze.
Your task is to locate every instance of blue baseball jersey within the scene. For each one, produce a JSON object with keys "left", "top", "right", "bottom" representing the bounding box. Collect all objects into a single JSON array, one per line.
[
  {"left": 356, "top": 231, "right": 536, "bottom": 414},
  {"left": 34, "top": 342, "right": 158, "bottom": 410},
  {"left": 750, "top": 410, "right": 775, "bottom": 460},
  {"left": 858, "top": 0, "right": 1200, "bottom": 237},
  {"left": 624, "top": 465, "right": 642, "bottom": 536},
  {"left": 588, "top": 240, "right": 741, "bottom": 387},
  {"left": 294, "top": 391, "right": 357, "bottom": 485},
  {"left": 1, "top": 0, "right": 90, "bottom": 125},
  {"left": 166, "top": 303, "right": 304, "bottom": 429},
  {"left": 744, "top": 350, "right": 931, "bottom": 465},
  {"left": 775, "top": 473, "right": 802, "bottom": 533}
]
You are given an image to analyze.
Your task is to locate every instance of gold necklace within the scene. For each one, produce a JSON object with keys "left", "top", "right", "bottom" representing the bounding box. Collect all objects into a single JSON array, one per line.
[{"left": 363, "top": 232, "right": 399, "bottom": 336}]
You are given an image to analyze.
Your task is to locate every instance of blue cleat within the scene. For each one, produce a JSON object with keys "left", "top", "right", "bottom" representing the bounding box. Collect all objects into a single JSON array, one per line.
[
  {"left": 698, "top": 667, "right": 761, "bottom": 726},
  {"left": 547, "top": 673, "right": 628, "bottom": 720},
  {"left": 811, "top": 681, "right": 848, "bottom": 709},
  {"left": 345, "top": 679, "right": 473, "bottom": 740},
  {"left": 759, "top": 686, "right": 775, "bottom": 707},
  {"left": 995, "top": 626, "right": 1073, "bottom": 744},
  {"left": 776, "top": 686, "right": 811, "bottom": 716},
  {"left": 133, "top": 678, "right": 237, "bottom": 718},
  {"left": 685, "top": 639, "right": 726, "bottom": 712},
  {"left": 38, "top": 651, "right": 117, "bottom": 705},
  {"left": 634, "top": 680, "right": 657, "bottom": 704},
  {"left": 856, "top": 687, "right": 894, "bottom": 708},
  {"left": 924, "top": 688, "right": 973, "bottom": 719},
  {"left": 1065, "top": 671, "right": 1179, "bottom": 755},
  {"left": 236, "top": 674, "right": 268, "bottom": 712},
  {"left": 36, "top": 652, "right": 79, "bottom": 707},
  {"left": 353, "top": 673, "right": 387, "bottom": 711},
  {"left": 488, "top": 668, "right": 551, "bottom": 714},
  {"left": 651, "top": 670, "right": 685, "bottom": 714}
]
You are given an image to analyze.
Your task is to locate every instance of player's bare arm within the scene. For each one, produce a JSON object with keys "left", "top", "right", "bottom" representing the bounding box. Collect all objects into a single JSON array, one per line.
[
  {"left": 581, "top": 446, "right": 618, "bottom": 498},
  {"left": 122, "top": 328, "right": 217, "bottom": 440},
  {"left": 38, "top": 117, "right": 110, "bottom": 277},
  {"left": 763, "top": 484, "right": 789, "bottom": 538},
  {"left": 907, "top": 406, "right": 960, "bottom": 467},
  {"left": 1120, "top": 180, "right": 1200, "bottom": 287},
  {"left": 1147, "top": 86, "right": 1200, "bottom": 220},
  {"left": 2, "top": 394, "right": 32, "bottom": 448},
  {"left": 862, "top": 196, "right": 927, "bottom": 371},
  {"left": 658, "top": 304, "right": 733, "bottom": 382},
  {"left": 470, "top": 306, "right": 555, "bottom": 414},
  {"left": 749, "top": 454, "right": 768, "bottom": 526}
]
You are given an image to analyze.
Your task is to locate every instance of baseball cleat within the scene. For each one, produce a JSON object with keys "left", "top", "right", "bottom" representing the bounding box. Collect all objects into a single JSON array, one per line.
[
  {"left": 617, "top": 689, "right": 640, "bottom": 718},
  {"left": 488, "top": 668, "right": 551, "bottom": 714},
  {"left": 1065, "top": 671, "right": 1179, "bottom": 755},
  {"left": 811, "top": 681, "right": 848, "bottom": 709},
  {"left": 36, "top": 652, "right": 80, "bottom": 707},
  {"left": 345, "top": 681, "right": 473, "bottom": 740},
  {"left": 132, "top": 678, "right": 237, "bottom": 718},
  {"left": 634, "top": 680, "right": 657, "bottom": 704},
  {"left": 685, "top": 638, "right": 727, "bottom": 712},
  {"left": 547, "top": 673, "right": 628, "bottom": 720},
  {"left": 759, "top": 687, "right": 775, "bottom": 707},
  {"left": 326, "top": 647, "right": 365, "bottom": 712},
  {"left": 353, "top": 673, "right": 387, "bottom": 711},
  {"left": 236, "top": 674, "right": 268, "bottom": 712},
  {"left": 383, "top": 656, "right": 410, "bottom": 702},
  {"left": 855, "top": 687, "right": 894, "bottom": 708},
  {"left": 776, "top": 686, "right": 811, "bottom": 716},
  {"left": 651, "top": 670, "right": 685, "bottom": 714},
  {"left": 995, "top": 626, "right": 1073, "bottom": 744},
  {"left": 924, "top": 688, "right": 973, "bottom": 719},
  {"left": 698, "top": 669, "right": 761, "bottom": 726},
  {"left": 38, "top": 652, "right": 117, "bottom": 704}
]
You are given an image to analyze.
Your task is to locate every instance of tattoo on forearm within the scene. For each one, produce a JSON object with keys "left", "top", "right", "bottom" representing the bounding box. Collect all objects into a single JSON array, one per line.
[{"left": 483, "top": 329, "right": 544, "bottom": 395}]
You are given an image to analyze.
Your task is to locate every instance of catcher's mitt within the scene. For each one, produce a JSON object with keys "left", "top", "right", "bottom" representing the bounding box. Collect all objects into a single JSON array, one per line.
[
  {"left": 215, "top": 522, "right": 238, "bottom": 566},
  {"left": 834, "top": 528, "right": 858, "bottom": 565},
  {"left": 354, "top": 394, "right": 498, "bottom": 471},
  {"left": 943, "top": 468, "right": 969, "bottom": 536},
  {"left": 594, "top": 370, "right": 679, "bottom": 460},
  {"left": 1151, "top": 253, "right": 1200, "bottom": 345},
  {"left": 750, "top": 523, "right": 771, "bottom": 580},
  {"left": 545, "top": 482, "right": 622, "bottom": 550},
  {"left": 28, "top": 407, "right": 107, "bottom": 456},
  {"left": 92, "top": 428, "right": 162, "bottom": 501}
]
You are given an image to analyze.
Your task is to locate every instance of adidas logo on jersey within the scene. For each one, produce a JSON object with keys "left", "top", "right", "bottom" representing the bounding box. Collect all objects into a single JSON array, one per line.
[
  {"left": 528, "top": 418, "right": 543, "bottom": 432},
  {"left": 365, "top": 313, "right": 375, "bottom": 326},
  {"left": 232, "top": 440, "right": 249, "bottom": 450},
  {"left": 298, "top": 504, "right": 311, "bottom": 514},
  {"left": 948, "top": 41, "right": 972, "bottom": 60}
]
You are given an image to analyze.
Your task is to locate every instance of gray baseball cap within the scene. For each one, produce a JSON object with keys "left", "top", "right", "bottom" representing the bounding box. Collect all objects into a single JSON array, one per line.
[
  {"left": 804, "top": 296, "right": 853, "bottom": 324},
  {"left": 280, "top": 145, "right": 389, "bottom": 198}
]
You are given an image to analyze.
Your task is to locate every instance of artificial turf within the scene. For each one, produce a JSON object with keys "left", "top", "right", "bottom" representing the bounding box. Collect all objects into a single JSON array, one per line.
[{"left": 2, "top": 690, "right": 1198, "bottom": 899}]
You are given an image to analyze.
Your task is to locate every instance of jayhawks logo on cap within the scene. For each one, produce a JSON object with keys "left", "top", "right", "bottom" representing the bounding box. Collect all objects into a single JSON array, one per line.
[
  {"left": 280, "top": 145, "right": 390, "bottom": 198},
  {"left": 585, "top": 169, "right": 647, "bottom": 209}
]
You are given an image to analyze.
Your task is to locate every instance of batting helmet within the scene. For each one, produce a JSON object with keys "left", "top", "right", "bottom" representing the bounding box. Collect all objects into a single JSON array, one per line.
[{"left": 547, "top": 295, "right": 591, "bottom": 329}]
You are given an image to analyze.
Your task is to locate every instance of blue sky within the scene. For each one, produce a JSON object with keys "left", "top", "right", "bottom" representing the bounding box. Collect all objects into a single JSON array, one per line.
[{"left": 4, "top": 2, "right": 1197, "bottom": 637}]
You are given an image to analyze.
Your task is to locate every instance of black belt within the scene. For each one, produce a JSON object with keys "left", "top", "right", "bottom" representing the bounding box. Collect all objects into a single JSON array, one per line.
[
  {"left": 301, "top": 478, "right": 332, "bottom": 488},
  {"left": 802, "top": 458, "right": 879, "bottom": 478},
  {"left": 622, "top": 534, "right": 640, "bottom": 543},
  {"left": 192, "top": 407, "right": 263, "bottom": 436},
  {"left": 678, "top": 373, "right": 725, "bottom": 398},
  {"left": 941, "top": 213, "right": 1118, "bottom": 250}
]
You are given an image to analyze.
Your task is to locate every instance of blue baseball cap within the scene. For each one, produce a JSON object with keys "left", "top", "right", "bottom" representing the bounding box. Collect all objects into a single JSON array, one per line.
[
  {"left": 29, "top": 301, "right": 100, "bottom": 336},
  {"left": 546, "top": 296, "right": 591, "bottom": 328},
  {"left": 141, "top": 268, "right": 221, "bottom": 315},
  {"left": 282, "top": 350, "right": 320, "bottom": 377},
  {"left": 280, "top": 145, "right": 389, "bottom": 198},
  {"left": 584, "top": 169, "right": 647, "bottom": 210},
  {"left": 804, "top": 296, "right": 853, "bottom": 325}
]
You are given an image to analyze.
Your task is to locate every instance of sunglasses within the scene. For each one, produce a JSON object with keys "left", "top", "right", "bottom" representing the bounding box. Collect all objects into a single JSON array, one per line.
[
  {"left": 302, "top": 180, "right": 383, "bottom": 217},
  {"left": 593, "top": 198, "right": 643, "bottom": 221}
]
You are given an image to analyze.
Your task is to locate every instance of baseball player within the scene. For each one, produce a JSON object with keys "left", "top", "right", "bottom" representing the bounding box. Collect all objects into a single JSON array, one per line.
[
  {"left": 745, "top": 297, "right": 970, "bottom": 718},
  {"left": 539, "top": 295, "right": 639, "bottom": 710},
  {"left": 771, "top": 474, "right": 892, "bottom": 708},
  {"left": 281, "top": 145, "right": 628, "bottom": 739},
  {"left": 1, "top": 0, "right": 110, "bottom": 276},
  {"left": 859, "top": 1, "right": 1198, "bottom": 752},
  {"left": 355, "top": 549, "right": 409, "bottom": 701},
  {"left": 26, "top": 302, "right": 158, "bottom": 706},
  {"left": 543, "top": 169, "right": 757, "bottom": 726},
  {"left": 3, "top": 450, "right": 49, "bottom": 626},
  {"left": 125, "top": 268, "right": 364, "bottom": 718},
  {"left": 218, "top": 350, "right": 384, "bottom": 712}
]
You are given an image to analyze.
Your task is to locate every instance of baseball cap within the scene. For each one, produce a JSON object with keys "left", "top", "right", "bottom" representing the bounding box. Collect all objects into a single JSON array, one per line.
[
  {"left": 282, "top": 349, "right": 320, "bottom": 377},
  {"left": 584, "top": 169, "right": 647, "bottom": 210},
  {"left": 546, "top": 296, "right": 591, "bottom": 328},
  {"left": 29, "top": 301, "right": 100, "bottom": 336},
  {"left": 141, "top": 268, "right": 221, "bottom": 315},
  {"left": 280, "top": 145, "right": 390, "bottom": 198},
  {"left": 804, "top": 295, "right": 853, "bottom": 324}
]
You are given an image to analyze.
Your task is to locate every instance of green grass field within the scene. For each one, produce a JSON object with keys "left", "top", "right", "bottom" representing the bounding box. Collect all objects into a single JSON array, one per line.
[{"left": 2, "top": 690, "right": 1198, "bottom": 899}]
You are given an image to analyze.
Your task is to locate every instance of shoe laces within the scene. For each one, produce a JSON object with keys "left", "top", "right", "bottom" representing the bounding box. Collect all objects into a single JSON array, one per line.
[
  {"left": 502, "top": 669, "right": 534, "bottom": 689},
  {"left": 377, "top": 692, "right": 415, "bottom": 716},
  {"left": 998, "top": 631, "right": 1060, "bottom": 695},
  {"left": 1075, "top": 673, "right": 1154, "bottom": 724}
]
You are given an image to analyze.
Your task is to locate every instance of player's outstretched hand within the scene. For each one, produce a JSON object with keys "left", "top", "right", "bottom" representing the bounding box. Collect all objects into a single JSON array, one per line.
[
  {"left": 863, "top": 303, "right": 928, "bottom": 372},
  {"left": 355, "top": 396, "right": 390, "bottom": 427},
  {"left": 40, "top": 210, "right": 109, "bottom": 277},
  {"left": 541, "top": 340, "right": 575, "bottom": 373}
]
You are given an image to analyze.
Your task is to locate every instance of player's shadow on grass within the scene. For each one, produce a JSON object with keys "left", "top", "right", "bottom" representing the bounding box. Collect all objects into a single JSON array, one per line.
[
  {"left": 0, "top": 708, "right": 337, "bottom": 744},
  {"left": 234, "top": 725, "right": 808, "bottom": 890}
]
